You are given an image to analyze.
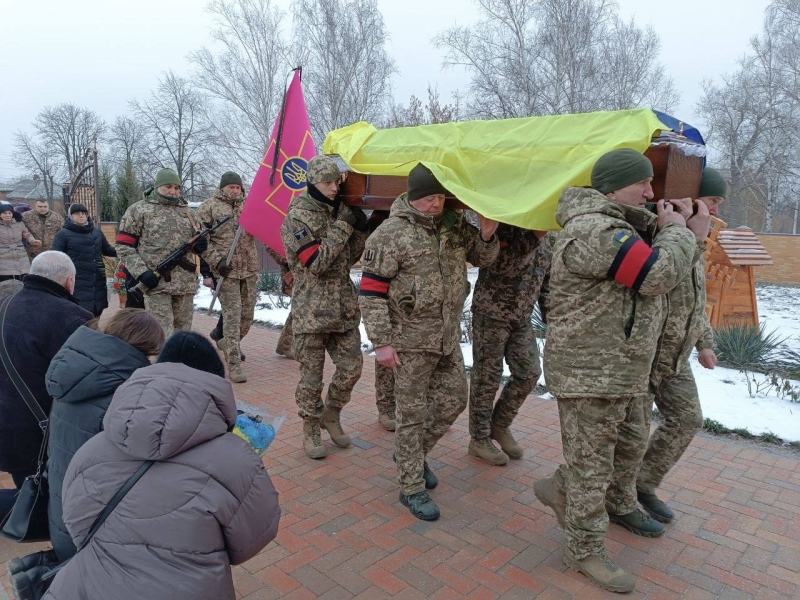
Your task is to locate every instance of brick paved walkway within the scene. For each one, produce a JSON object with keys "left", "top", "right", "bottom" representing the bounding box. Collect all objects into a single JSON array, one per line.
[{"left": 3, "top": 309, "right": 800, "bottom": 599}]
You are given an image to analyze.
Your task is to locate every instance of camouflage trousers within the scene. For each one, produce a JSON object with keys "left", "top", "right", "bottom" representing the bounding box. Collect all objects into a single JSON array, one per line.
[
  {"left": 554, "top": 396, "right": 649, "bottom": 559},
  {"left": 637, "top": 360, "right": 703, "bottom": 494},
  {"left": 144, "top": 293, "right": 194, "bottom": 339},
  {"left": 293, "top": 328, "right": 363, "bottom": 420},
  {"left": 375, "top": 361, "right": 395, "bottom": 415},
  {"left": 218, "top": 275, "right": 258, "bottom": 368},
  {"left": 276, "top": 311, "right": 294, "bottom": 356},
  {"left": 469, "top": 313, "right": 540, "bottom": 439},
  {"left": 395, "top": 347, "right": 468, "bottom": 495}
]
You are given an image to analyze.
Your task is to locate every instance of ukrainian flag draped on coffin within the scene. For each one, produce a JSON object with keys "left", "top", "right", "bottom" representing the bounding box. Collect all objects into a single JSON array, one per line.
[{"left": 323, "top": 108, "right": 670, "bottom": 230}]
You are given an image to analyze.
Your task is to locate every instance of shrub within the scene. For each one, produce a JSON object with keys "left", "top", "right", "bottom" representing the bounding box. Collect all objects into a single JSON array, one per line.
[
  {"left": 703, "top": 418, "right": 729, "bottom": 434},
  {"left": 258, "top": 270, "right": 282, "bottom": 293},
  {"left": 761, "top": 432, "right": 783, "bottom": 445},
  {"left": 714, "top": 323, "right": 786, "bottom": 371}
]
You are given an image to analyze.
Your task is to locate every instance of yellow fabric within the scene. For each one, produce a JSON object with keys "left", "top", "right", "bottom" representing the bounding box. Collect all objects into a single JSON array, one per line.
[{"left": 323, "top": 109, "right": 668, "bottom": 230}]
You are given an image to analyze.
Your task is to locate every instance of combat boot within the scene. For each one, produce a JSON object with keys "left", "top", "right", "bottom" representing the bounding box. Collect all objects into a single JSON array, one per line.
[
  {"left": 490, "top": 421, "right": 523, "bottom": 459},
  {"left": 399, "top": 491, "right": 440, "bottom": 521},
  {"left": 302, "top": 418, "right": 327, "bottom": 459},
  {"left": 533, "top": 477, "right": 566, "bottom": 528},
  {"left": 609, "top": 508, "right": 665, "bottom": 537},
  {"left": 378, "top": 410, "right": 396, "bottom": 431},
  {"left": 638, "top": 491, "right": 675, "bottom": 523},
  {"left": 563, "top": 548, "right": 635, "bottom": 593},
  {"left": 320, "top": 406, "right": 352, "bottom": 448},
  {"left": 392, "top": 453, "right": 438, "bottom": 489},
  {"left": 468, "top": 437, "right": 509, "bottom": 465},
  {"left": 7, "top": 550, "right": 58, "bottom": 577},
  {"left": 229, "top": 364, "right": 247, "bottom": 383}
]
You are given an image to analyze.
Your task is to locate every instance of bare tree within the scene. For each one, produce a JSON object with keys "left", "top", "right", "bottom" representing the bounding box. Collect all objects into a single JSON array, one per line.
[
  {"left": 291, "top": 0, "right": 397, "bottom": 142},
  {"left": 191, "top": 0, "right": 290, "bottom": 177},
  {"left": 33, "top": 103, "right": 106, "bottom": 180},
  {"left": 130, "top": 71, "right": 213, "bottom": 186},
  {"left": 435, "top": 0, "right": 680, "bottom": 118},
  {"left": 11, "top": 132, "right": 60, "bottom": 203},
  {"left": 385, "top": 86, "right": 462, "bottom": 127}
]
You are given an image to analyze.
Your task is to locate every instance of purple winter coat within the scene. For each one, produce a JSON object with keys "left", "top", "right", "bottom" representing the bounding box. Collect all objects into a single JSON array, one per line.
[{"left": 43, "top": 362, "right": 281, "bottom": 600}]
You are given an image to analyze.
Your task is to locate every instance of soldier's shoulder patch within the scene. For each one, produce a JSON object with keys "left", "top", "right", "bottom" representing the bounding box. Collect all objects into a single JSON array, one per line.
[
  {"left": 363, "top": 248, "right": 376, "bottom": 265},
  {"left": 613, "top": 231, "right": 632, "bottom": 248},
  {"left": 294, "top": 227, "right": 310, "bottom": 241}
]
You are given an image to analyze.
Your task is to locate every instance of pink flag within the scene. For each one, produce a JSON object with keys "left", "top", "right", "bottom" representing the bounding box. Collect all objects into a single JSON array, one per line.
[{"left": 240, "top": 70, "right": 316, "bottom": 257}]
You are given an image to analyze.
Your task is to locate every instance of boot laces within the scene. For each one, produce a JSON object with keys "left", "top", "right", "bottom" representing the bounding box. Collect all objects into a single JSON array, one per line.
[{"left": 598, "top": 551, "right": 618, "bottom": 571}]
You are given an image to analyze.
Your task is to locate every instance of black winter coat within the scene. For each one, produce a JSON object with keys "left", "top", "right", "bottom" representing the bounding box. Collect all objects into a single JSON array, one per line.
[
  {"left": 45, "top": 326, "right": 150, "bottom": 561},
  {"left": 0, "top": 276, "right": 92, "bottom": 473},
  {"left": 52, "top": 219, "right": 117, "bottom": 314}
]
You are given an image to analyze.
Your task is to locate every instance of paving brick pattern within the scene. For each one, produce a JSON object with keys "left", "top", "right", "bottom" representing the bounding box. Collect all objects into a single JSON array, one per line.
[{"left": 2, "top": 308, "right": 799, "bottom": 599}]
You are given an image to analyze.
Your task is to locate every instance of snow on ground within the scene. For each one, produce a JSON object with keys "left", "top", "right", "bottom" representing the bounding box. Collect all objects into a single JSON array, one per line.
[{"left": 195, "top": 274, "right": 800, "bottom": 441}]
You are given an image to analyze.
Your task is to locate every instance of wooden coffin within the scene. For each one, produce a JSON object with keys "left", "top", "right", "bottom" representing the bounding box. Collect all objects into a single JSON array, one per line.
[{"left": 337, "top": 139, "right": 704, "bottom": 212}]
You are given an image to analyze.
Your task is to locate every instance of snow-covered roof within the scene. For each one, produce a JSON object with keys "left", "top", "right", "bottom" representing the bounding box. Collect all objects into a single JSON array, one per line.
[{"left": 717, "top": 228, "right": 774, "bottom": 266}]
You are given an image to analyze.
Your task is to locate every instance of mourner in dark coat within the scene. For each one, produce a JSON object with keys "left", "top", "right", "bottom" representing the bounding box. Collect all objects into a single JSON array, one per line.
[
  {"left": 0, "top": 251, "right": 92, "bottom": 519},
  {"left": 45, "top": 309, "right": 164, "bottom": 561},
  {"left": 52, "top": 204, "right": 117, "bottom": 316}
]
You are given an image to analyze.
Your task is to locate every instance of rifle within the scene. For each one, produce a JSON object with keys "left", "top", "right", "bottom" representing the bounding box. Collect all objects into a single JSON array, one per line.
[{"left": 128, "top": 216, "right": 232, "bottom": 303}]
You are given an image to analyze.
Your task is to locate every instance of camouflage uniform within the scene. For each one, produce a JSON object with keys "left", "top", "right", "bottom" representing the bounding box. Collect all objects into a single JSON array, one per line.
[
  {"left": 543, "top": 187, "right": 698, "bottom": 559},
  {"left": 375, "top": 362, "right": 395, "bottom": 416},
  {"left": 196, "top": 190, "right": 259, "bottom": 372},
  {"left": 22, "top": 209, "right": 63, "bottom": 260},
  {"left": 637, "top": 247, "right": 714, "bottom": 495},
  {"left": 359, "top": 193, "right": 499, "bottom": 495},
  {"left": 469, "top": 225, "right": 551, "bottom": 441},
  {"left": 116, "top": 192, "right": 199, "bottom": 338},
  {"left": 264, "top": 245, "right": 294, "bottom": 358},
  {"left": 279, "top": 186, "right": 368, "bottom": 421}
]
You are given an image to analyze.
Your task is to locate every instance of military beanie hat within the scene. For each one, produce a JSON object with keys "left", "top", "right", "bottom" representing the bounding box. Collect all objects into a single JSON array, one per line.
[
  {"left": 407, "top": 163, "right": 447, "bottom": 202},
  {"left": 699, "top": 167, "right": 728, "bottom": 199},
  {"left": 306, "top": 155, "right": 341, "bottom": 185},
  {"left": 219, "top": 171, "right": 243, "bottom": 189},
  {"left": 154, "top": 168, "right": 181, "bottom": 188},
  {"left": 591, "top": 148, "right": 654, "bottom": 195}
]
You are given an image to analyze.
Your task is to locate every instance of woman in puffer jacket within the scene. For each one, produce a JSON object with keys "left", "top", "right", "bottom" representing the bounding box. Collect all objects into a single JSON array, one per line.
[
  {"left": 43, "top": 332, "right": 281, "bottom": 600},
  {"left": 45, "top": 308, "right": 165, "bottom": 562},
  {"left": 0, "top": 201, "right": 40, "bottom": 281}
]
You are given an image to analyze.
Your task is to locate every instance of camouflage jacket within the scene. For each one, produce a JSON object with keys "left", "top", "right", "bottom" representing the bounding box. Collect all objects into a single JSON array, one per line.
[
  {"left": 280, "top": 191, "right": 367, "bottom": 333},
  {"left": 543, "top": 187, "right": 699, "bottom": 400},
  {"left": 196, "top": 191, "right": 259, "bottom": 280},
  {"left": 471, "top": 224, "right": 552, "bottom": 325},
  {"left": 652, "top": 249, "right": 715, "bottom": 380},
  {"left": 115, "top": 193, "right": 199, "bottom": 296},
  {"left": 359, "top": 193, "right": 499, "bottom": 355},
  {"left": 22, "top": 210, "right": 64, "bottom": 260}
]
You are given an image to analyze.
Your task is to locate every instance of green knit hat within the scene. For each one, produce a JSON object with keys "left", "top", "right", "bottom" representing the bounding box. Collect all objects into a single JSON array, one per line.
[
  {"left": 591, "top": 148, "right": 654, "bottom": 195},
  {"left": 699, "top": 168, "right": 728, "bottom": 199},
  {"left": 154, "top": 168, "right": 181, "bottom": 188},
  {"left": 219, "top": 171, "right": 243, "bottom": 189},
  {"left": 407, "top": 163, "right": 447, "bottom": 202}
]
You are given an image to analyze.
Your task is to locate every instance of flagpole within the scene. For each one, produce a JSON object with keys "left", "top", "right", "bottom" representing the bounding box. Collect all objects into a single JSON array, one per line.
[{"left": 270, "top": 66, "right": 302, "bottom": 186}]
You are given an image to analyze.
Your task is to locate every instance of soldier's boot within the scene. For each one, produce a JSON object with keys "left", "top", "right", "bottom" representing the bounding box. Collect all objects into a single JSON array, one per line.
[
  {"left": 229, "top": 364, "right": 247, "bottom": 384},
  {"left": 378, "top": 410, "right": 396, "bottom": 431},
  {"left": 392, "top": 453, "right": 438, "bottom": 489},
  {"left": 320, "top": 406, "right": 352, "bottom": 448},
  {"left": 533, "top": 477, "right": 566, "bottom": 528},
  {"left": 302, "top": 418, "right": 327, "bottom": 460},
  {"left": 637, "top": 491, "right": 675, "bottom": 523},
  {"left": 490, "top": 421, "right": 523, "bottom": 459},
  {"left": 563, "top": 548, "right": 635, "bottom": 594},
  {"left": 399, "top": 491, "right": 440, "bottom": 521},
  {"left": 7, "top": 550, "right": 58, "bottom": 577},
  {"left": 468, "top": 437, "right": 509, "bottom": 466},
  {"left": 609, "top": 509, "right": 665, "bottom": 538},
  {"left": 209, "top": 327, "right": 222, "bottom": 343}
]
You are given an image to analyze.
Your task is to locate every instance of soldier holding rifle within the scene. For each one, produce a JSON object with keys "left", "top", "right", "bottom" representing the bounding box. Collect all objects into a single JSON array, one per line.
[{"left": 115, "top": 168, "right": 208, "bottom": 337}]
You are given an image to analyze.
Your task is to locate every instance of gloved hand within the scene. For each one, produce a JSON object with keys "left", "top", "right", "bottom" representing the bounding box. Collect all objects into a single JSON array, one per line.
[
  {"left": 337, "top": 205, "right": 358, "bottom": 227},
  {"left": 350, "top": 206, "right": 369, "bottom": 232},
  {"left": 216, "top": 259, "right": 232, "bottom": 278},
  {"left": 193, "top": 235, "right": 208, "bottom": 254},
  {"left": 138, "top": 270, "right": 160, "bottom": 290}
]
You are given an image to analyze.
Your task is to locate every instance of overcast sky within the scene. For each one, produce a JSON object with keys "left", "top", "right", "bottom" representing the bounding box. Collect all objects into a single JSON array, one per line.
[{"left": 0, "top": 0, "right": 771, "bottom": 181}]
